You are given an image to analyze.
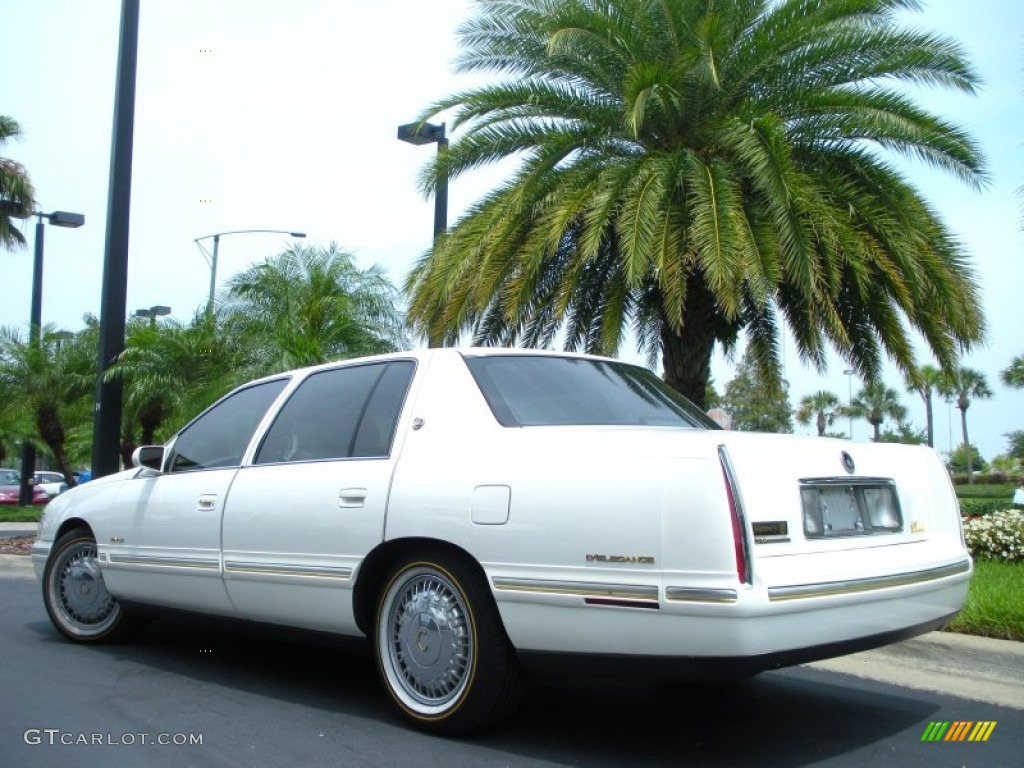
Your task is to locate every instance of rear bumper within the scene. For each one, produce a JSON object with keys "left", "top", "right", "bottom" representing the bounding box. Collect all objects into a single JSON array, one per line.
[
  {"left": 493, "top": 556, "right": 972, "bottom": 660},
  {"left": 517, "top": 612, "right": 957, "bottom": 679}
]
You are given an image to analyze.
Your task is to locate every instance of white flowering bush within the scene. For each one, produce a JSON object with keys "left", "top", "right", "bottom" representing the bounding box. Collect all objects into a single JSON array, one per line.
[{"left": 962, "top": 509, "right": 1024, "bottom": 563}]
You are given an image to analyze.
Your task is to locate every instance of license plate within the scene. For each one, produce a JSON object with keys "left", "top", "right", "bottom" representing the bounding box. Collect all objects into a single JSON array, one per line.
[{"left": 800, "top": 482, "right": 902, "bottom": 538}]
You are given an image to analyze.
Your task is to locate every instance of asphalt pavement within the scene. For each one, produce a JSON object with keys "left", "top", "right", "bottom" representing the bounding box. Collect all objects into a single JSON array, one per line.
[{"left": 2, "top": 523, "right": 1021, "bottom": 712}]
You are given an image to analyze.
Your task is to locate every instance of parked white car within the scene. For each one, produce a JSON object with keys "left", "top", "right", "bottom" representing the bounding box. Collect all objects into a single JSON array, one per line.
[
  {"left": 33, "top": 471, "right": 69, "bottom": 498},
  {"left": 33, "top": 348, "right": 971, "bottom": 733}
]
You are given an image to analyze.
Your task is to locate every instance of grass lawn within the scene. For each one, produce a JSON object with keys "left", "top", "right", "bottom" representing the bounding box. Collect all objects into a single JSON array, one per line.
[
  {"left": 955, "top": 484, "right": 1015, "bottom": 499},
  {"left": 0, "top": 506, "right": 43, "bottom": 523},
  {"left": 946, "top": 559, "right": 1024, "bottom": 642}
]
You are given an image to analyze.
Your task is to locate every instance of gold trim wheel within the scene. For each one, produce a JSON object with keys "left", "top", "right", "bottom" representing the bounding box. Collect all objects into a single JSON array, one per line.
[{"left": 373, "top": 553, "right": 523, "bottom": 735}]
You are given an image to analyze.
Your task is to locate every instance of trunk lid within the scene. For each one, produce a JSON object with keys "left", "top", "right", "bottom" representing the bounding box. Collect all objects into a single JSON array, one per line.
[{"left": 715, "top": 431, "right": 958, "bottom": 559}]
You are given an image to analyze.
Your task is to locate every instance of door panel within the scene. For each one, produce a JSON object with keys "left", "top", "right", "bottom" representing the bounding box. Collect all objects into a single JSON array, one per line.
[
  {"left": 99, "top": 469, "right": 237, "bottom": 614},
  {"left": 221, "top": 459, "right": 394, "bottom": 633},
  {"left": 97, "top": 377, "right": 289, "bottom": 614},
  {"left": 221, "top": 360, "right": 413, "bottom": 634}
]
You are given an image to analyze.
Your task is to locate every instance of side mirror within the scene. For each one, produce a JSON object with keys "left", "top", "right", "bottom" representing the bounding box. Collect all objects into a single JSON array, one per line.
[{"left": 131, "top": 445, "right": 165, "bottom": 472}]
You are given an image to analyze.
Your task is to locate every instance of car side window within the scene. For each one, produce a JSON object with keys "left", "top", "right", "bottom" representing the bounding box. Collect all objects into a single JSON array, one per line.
[
  {"left": 351, "top": 361, "right": 415, "bottom": 457},
  {"left": 255, "top": 361, "right": 414, "bottom": 464},
  {"left": 168, "top": 379, "right": 288, "bottom": 473}
]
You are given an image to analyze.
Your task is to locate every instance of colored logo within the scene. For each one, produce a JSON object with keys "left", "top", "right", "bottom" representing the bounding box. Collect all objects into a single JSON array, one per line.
[{"left": 921, "top": 721, "right": 996, "bottom": 742}]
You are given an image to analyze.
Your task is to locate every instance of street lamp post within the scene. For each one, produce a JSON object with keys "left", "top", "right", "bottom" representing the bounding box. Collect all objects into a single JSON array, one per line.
[
  {"left": 397, "top": 121, "right": 448, "bottom": 242},
  {"left": 194, "top": 229, "right": 306, "bottom": 314},
  {"left": 843, "top": 368, "right": 855, "bottom": 441},
  {"left": 19, "top": 210, "right": 85, "bottom": 505},
  {"left": 50, "top": 330, "right": 74, "bottom": 350},
  {"left": 398, "top": 121, "right": 449, "bottom": 347},
  {"left": 92, "top": 0, "right": 140, "bottom": 481},
  {"left": 134, "top": 305, "right": 171, "bottom": 327}
]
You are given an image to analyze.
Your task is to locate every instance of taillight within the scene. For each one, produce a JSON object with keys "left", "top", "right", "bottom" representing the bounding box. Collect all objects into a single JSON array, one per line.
[{"left": 719, "top": 445, "right": 752, "bottom": 585}]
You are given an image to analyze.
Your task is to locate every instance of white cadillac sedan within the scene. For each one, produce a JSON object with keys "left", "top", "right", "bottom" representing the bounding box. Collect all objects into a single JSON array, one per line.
[{"left": 33, "top": 348, "right": 971, "bottom": 734}]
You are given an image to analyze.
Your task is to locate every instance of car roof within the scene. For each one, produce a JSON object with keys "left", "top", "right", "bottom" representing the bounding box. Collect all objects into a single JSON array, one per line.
[{"left": 284, "top": 347, "right": 617, "bottom": 379}]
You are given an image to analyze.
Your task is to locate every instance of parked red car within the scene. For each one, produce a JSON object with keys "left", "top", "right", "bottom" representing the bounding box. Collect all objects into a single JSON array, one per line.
[{"left": 0, "top": 468, "right": 50, "bottom": 505}]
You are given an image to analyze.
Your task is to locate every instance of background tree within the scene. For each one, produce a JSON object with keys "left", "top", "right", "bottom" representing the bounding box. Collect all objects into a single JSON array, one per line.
[
  {"left": 0, "top": 324, "right": 94, "bottom": 485},
  {"left": 1003, "top": 353, "right": 1024, "bottom": 388},
  {"left": 0, "top": 115, "right": 35, "bottom": 250},
  {"left": 988, "top": 453, "right": 1021, "bottom": 475},
  {"left": 849, "top": 381, "right": 907, "bottom": 442},
  {"left": 406, "top": 0, "right": 986, "bottom": 407},
  {"left": 1006, "top": 430, "right": 1024, "bottom": 462},
  {"left": 904, "top": 364, "right": 945, "bottom": 448},
  {"left": 106, "top": 311, "right": 243, "bottom": 466},
  {"left": 719, "top": 350, "right": 793, "bottom": 433},
  {"left": 948, "top": 443, "right": 988, "bottom": 475},
  {"left": 221, "top": 243, "right": 406, "bottom": 374},
  {"left": 0, "top": 373, "right": 33, "bottom": 465},
  {"left": 877, "top": 420, "right": 927, "bottom": 445},
  {"left": 938, "top": 366, "right": 992, "bottom": 483},
  {"left": 795, "top": 390, "right": 841, "bottom": 437}
]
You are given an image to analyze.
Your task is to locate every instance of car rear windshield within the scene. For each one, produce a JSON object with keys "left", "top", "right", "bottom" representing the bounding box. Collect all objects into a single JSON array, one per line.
[{"left": 463, "top": 354, "right": 718, "bottom": 428}]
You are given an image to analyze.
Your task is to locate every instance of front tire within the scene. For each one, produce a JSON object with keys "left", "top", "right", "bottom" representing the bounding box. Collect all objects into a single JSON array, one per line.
[
  {"left": 42, "top": 528, "right": 141, "bottom": 643},
  {"left": 374, "top": 554, "right": 522, "bottom": 734}
]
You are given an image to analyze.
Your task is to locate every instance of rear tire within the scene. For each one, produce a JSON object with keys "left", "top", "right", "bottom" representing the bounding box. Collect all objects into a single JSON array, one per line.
[
  {"left": 42, "top": 528, "right": 144, "bottom": 643},
  {"left": 374, "top": 553, "right": 523, "bottom": 734}
]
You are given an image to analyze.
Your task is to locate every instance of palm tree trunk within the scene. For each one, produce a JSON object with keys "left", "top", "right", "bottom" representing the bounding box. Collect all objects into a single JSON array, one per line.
[
  {"left": 816, "top": 412, "right": 826, "bottom": 436},
  {"left": 139, "top": 400, "right": 165, "bottom": 445},
  {"left": 660, "top": 282, "right": 717, "bottom": 409},
  {"left": 924, "top": 390, "right": 934, "bottom": 448},
  {"left": 119, "top": 433, "right": 135, "bottom": 470},
  {"left": 959, "top": 405, "right": 973, "bottom": 484},
  {"left": 35, "top": 406, "right": 75, "bottom": 490}
]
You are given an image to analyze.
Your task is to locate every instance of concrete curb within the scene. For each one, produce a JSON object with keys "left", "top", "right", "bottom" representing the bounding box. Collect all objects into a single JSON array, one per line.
[
  {"left": 0, "top": 522, "right": 41, "bottom": 533},
  {"left": 808, "top": 628, "right": 1024, "bottom": 709}
]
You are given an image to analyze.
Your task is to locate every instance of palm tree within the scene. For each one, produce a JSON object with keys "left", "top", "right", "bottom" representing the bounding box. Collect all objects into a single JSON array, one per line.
[
  {"left": 938, "top": 366, "right": 992, "bottom": 483},
  {"left": 0, "top": 325, "right": 95, "bottom": 485},
  {"left": 107, "top": 311, "right": 249, "bottom": 465},
  {"left": 0, "top": 373, "right": 33, "bottom": 465},
  {"left": 796, "top": 390, "right": 841, "bottom": 437},
  {"left": 904, "top": 364, "right": 945, "bottom": 448},
  {"left": 221, "top": 243, "right": 406, "bottom": 374},
  {"left": 405, "top": 0, "right": 986, "bottom": 407},
  {"left": 1003, "top": 353, "right": 1024, "bottom": 388},
  {"left": 1, "top": 115, "right": 35, "bottom": 250},
  {"left": 849, "top": 381, "right": 907, "bottom": 443}
]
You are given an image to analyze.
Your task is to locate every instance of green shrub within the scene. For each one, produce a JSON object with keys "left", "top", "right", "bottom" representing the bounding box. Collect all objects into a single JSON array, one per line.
[{"left": 962, "top": 510, "right": 1024, "bottom": 563}]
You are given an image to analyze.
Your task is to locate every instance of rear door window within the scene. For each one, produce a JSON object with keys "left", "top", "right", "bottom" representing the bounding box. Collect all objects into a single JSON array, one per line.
[{"left": 255, "top": 361, "right": 414, "bottom": 464}]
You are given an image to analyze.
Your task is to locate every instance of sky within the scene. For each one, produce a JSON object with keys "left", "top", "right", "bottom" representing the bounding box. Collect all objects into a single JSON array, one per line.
[{"left": 2, "top": 0, "right": 1022, "bottom": 462}]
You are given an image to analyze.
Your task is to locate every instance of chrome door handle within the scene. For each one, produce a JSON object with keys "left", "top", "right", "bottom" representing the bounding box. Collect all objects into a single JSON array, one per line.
[
  {"left": 197, "top": 496, "right": 217, "bottom": 512},
  {"left": 339, "top": 488, "right": 367, "bottom": 508}
]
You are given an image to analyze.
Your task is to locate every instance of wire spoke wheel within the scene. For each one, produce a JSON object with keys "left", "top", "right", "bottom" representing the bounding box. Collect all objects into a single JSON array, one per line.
[
  {"left": 43, "top": 530, "right": 129, "bottom": 642},
  {"left": 374, "top": 554, "right": 524, "bottom": 734},
  {"left": 379, "top": 565, "right": 475, "bottom": 712}
]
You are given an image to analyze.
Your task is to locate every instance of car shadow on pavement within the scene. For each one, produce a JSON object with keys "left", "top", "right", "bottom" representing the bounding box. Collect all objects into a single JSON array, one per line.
[{"left": 25, "top": 615, "right": 943, "bottom": 765}]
